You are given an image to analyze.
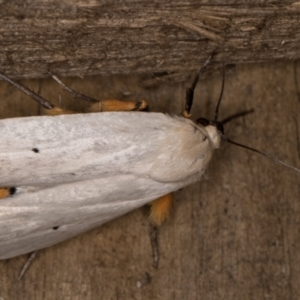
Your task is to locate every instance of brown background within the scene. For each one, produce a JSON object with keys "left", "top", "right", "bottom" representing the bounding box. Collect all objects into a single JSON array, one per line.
[
  {"left": 0, "top": 1, "right": 300, "bottom": 300},
  {"left": 0, "top": 60, "right": 299, "bottom": 300}
]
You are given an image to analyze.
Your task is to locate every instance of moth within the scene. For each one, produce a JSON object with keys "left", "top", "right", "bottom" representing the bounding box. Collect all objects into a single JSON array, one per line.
[{"left": 0, "top": 53, "right": 298, "bottom": 260}]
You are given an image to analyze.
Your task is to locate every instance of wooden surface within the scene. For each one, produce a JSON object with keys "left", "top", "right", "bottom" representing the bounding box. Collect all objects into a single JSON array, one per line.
[
  {"left": 0, "top": 60, "right": 299, "bottom": 299},
  {"left": 0, "top": 1, "right": 300, "bottom": 79}
]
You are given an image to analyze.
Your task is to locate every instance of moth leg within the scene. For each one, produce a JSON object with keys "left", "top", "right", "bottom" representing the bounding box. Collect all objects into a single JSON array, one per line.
[
  {"left": 18, "top": 251, "right": 39, "bottom": 281},
  {"left": 50, "top": 73, "right": 99, "bottom": 103},
  {"left": 0, "top": 72, "right": 54, "bottom": 110},
  {"left": 0, "top": 187, "right": 16, "bottom": 199},
  {"left": 148, "top": 193, "right": 172, "bottom": 268},
  {"left": 149, "top": 224, "right": 159, "bottom": 269},
  {"left": 45, "top": 107, "right": 76, "bottom": 116},
  {"left": 50, "top": 73, "right": 148, "bottom": 112},
  {"left": 149, "top": 193, "right": 173, "bottom": 226},
  {"left": 0, "top": 72, "right": 73, "bottom": 115},
  {"left": 182, "top": 51, "right": 215, "bottom": 118},
  {"left": 87, "top": 99, "right": 148, "bottom": 113}
]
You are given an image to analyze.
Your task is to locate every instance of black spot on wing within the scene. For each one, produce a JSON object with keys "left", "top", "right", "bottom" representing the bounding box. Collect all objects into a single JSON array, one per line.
[{"left": 32, "top": 148, "right": 39, "bottom": 153}]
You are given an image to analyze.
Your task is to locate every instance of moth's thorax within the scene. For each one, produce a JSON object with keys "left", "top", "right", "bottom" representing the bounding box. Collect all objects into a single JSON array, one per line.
[{"left": 205, "top": 125, "right": 220, "bottom": 149}]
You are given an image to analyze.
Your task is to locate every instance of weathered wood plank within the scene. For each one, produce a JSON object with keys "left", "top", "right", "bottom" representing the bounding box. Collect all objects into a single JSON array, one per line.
[{"left": 0, "top": 1, "right": 299, "bottom": 78}]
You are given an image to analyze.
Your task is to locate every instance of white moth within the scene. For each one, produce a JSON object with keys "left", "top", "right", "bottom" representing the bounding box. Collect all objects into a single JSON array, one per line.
[
  {"left": 0, "top": 54, "right": 223, "bottom": 260},
  {"left": 0, "top": 112, "right": 219, "bottom": 259},
  {"left": 0, "top": 54, "right": 298, "bottom": 261}
]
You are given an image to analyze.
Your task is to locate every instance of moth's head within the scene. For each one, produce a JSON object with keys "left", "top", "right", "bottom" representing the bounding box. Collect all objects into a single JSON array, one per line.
[
  {"left": 196, "top": 117, "right": 223, "bottom": 149},
  {"left": 185, "top": 52, "right": 300, "bottom": 174},
  {"left": 196, "top": 117, "right": 224, "bottom": 135}
]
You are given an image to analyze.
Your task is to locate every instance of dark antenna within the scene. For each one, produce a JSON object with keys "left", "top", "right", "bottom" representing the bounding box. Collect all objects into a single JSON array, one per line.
[
  {"left": 221, "top": 135, "right": 300, "bottom": 173},
  {"left": 196, "top": 51, "right": 300, "bottom": 174},
  {"left": 214, "top": 59, "right": 225, "bottom": 122},
  {"left": 221, "top": 109, "right": 254, "bottom": 125},
  {"left": 182, "top": 51, "right": 216, "bottom": 117}
]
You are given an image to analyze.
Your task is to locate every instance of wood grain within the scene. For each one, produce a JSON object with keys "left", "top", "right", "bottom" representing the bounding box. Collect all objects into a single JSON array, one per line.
[{"left": 0, "top": 1, "right": 300, "bottom": 78}]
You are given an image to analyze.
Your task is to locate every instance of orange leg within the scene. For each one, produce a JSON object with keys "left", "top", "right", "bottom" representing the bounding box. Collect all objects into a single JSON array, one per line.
[
  {"left": 87, "top": 99, "right": 148, "bottom": 112},
  {"left": 45, "top": 107, "right": 75, "bottom": 115},
  {"left": 49, "top": 74, "right": 148, "bottom": 113},
  {"left": 46, "top": 99, "right": 148, "bottom": 115},
  {"left": 148, "top": 193, "right": 173, "bottom": 268},
  {"left": 0, "top": 187, "right": 16, "bottom": 199},
  {"left": 149, "top": 193, "right": 173, "bottom": 226}
]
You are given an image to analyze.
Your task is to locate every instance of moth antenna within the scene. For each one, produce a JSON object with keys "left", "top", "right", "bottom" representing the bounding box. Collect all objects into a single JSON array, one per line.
[
  {"left": 182, "top": 51, "right": 216, "bottom": 118},
  {"left": 50, "top": 73, "right": 99, "bottom": 103},
  {"left": 196, "top": 54, "right": 300, "bottom": 174},
  {"left": 221, "top": 135, "right": 300, "bottom": 174},
  {"left": 0, "top": 72, "right": 54, "bottom": 110},
  {"left": 214, "top": 52, "right": 226, "bottom": 122},
  {"left": 221, "top": 109, "right": 254, "bottom": 125}
]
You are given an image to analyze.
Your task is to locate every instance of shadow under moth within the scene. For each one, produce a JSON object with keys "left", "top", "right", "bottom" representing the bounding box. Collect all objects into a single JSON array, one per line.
[{"left": 0, "top": 53, "right": 299, "bottom": 262}]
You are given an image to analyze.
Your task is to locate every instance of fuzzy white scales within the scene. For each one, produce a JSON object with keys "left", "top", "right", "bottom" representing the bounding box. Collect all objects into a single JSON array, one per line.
[{"left": 0, "top": 112, "right": 219, "bottom": 259}]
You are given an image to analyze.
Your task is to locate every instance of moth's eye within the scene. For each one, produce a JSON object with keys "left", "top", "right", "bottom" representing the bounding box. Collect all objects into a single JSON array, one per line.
[{"left": 196, "top": 118, "right": 210, "bottom": 127}]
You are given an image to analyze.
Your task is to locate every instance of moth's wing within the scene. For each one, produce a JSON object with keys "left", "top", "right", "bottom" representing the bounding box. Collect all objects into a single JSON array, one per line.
[
  {"left": 0, "top": 112, "right": 215, "bottom": 186},
  {"left": 0, "top": 112, "right": 217, "bottom": 259},
  {"left": 1, "top": 112, "right": 152, "bottom": 187},
  {"left": 0, "top": 175, "right": 180, "bottom": 259}
]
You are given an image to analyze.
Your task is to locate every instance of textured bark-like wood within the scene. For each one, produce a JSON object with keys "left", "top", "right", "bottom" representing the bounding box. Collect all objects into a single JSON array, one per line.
[
  {"left": 0, "top": 60, "right": 299, "bottom": 300},
  {"left": 0, "top": 1, "right": 299, "bottom": 79}
]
